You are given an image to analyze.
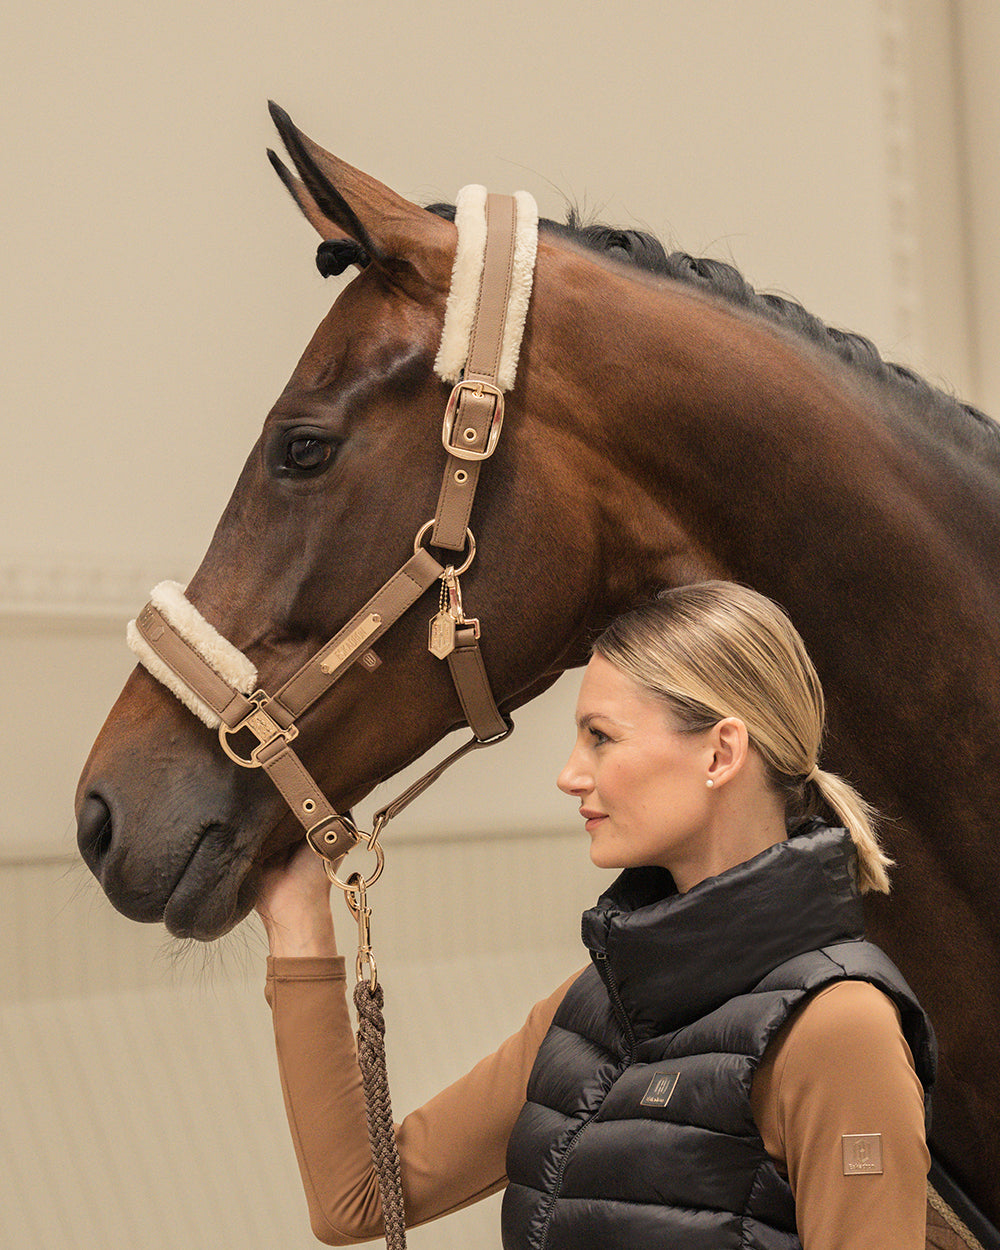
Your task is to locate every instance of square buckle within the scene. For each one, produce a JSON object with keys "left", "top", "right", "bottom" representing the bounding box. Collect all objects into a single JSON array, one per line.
[
  {"left": 442, "top": 380, "right": 505, "bottom": 461},
  {"left": 219, "top": 691, "right": 298, "bottom": 768}
]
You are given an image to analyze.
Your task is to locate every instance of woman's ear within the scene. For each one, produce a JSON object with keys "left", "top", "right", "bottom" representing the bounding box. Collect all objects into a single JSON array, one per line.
[{"left": 706, "top": 717, "right": 750, "bottom": 787}]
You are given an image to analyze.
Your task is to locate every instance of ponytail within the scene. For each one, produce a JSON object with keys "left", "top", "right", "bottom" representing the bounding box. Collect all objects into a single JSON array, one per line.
[{"left": 809, "top": 768, "right": 891, "bottom": 894}]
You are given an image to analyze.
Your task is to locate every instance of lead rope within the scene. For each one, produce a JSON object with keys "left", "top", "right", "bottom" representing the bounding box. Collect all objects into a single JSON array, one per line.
[
  {"left": 323, "top": 819, "right": 407, "bottom": 1250},
  {"left": 353, "top": 978, "right": 406, "bottom": 1250}
]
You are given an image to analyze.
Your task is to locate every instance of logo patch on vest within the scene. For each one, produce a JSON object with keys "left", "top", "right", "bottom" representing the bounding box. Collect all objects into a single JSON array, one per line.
[
  {"left": 842, "top": 1134, "right": 883, "bottom": 1175},
  {"left": 640, "top": 1072, "right": 679, "bottom": 1108}
]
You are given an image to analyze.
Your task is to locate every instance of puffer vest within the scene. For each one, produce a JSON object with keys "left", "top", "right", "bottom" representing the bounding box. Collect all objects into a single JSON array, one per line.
[{"left": 502, "top": 822, "right": 936, "bottom": 1250}]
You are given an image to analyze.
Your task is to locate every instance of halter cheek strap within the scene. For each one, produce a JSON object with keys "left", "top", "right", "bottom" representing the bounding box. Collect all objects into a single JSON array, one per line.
[{"left": 127, "top": 188, "right": 537, "bottom": 865}]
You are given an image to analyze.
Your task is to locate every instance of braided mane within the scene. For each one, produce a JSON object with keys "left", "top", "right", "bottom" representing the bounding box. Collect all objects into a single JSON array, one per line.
[{"left": 422, "top": 203, "right": 999, "bottom": 458}]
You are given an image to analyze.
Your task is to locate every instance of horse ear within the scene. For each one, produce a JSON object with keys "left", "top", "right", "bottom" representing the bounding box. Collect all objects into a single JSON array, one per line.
[
  {"left": 267, "top": 148, "right": 355, "bottom": 245},
  {"left": 267, "top": 102, "right": 454, "bottom": 287}
]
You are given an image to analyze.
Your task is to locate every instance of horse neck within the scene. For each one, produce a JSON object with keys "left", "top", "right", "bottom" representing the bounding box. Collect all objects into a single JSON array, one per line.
[
  {"left": 530, "top": 245, "right": 1000, "bottom": 606},
  {"left": 527, "top": 245, "right": 1000, "bottom": 833}
]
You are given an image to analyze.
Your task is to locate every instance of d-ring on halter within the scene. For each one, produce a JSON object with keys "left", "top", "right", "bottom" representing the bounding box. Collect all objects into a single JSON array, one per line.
[{"left": 126, "top": 185, "right": 538, "bottom": 1250}]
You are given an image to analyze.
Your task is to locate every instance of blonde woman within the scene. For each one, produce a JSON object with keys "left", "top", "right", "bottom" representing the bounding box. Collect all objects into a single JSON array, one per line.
[{"left": 259, "top": 581, "right": 935, "bottom": 1249}]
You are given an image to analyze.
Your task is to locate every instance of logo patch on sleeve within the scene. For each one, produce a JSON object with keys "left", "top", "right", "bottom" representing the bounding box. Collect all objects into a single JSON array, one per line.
[
  {"left": 842, "top": 1134, "right": 883, "bottom": 1175},
  {"left": 640, "top": 1072, "right": 679, "bottom": 1108}
]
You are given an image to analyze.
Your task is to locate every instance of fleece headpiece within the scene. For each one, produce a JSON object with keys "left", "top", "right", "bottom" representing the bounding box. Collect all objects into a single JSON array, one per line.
[{"left": 434, "top": 185, "right": 538, "bottom": 391}]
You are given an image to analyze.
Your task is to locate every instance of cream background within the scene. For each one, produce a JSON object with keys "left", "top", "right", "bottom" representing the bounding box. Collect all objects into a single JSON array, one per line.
[{"left": 1, "top": 2, "right": 997, "bottom": 1247}]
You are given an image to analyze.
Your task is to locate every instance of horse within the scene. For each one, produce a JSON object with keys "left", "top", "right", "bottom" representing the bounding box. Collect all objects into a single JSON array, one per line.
[{"left": 76, "top": 104, "right": 1000, "bottom": 1234}]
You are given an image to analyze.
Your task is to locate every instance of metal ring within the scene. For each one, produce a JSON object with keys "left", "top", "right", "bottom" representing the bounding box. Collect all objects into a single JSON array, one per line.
[
  {"left": 322, "top": 835, "right": 385, "bottom": 893},
  {"left": 356, "top": 949, "right": 378, "bottom": 990},
  {"left": 413, "top": 520, "right": 476, "bottom": 575}
]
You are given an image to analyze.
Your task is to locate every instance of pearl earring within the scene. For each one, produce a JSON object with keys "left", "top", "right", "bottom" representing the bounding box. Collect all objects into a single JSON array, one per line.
[{"left": 706, "top": 778, "right": 714, "bottom": 788}]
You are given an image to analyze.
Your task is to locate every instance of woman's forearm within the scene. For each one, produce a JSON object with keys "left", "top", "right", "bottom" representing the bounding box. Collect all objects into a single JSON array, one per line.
[
  {"left": 264, "top": 909, "right": 339, "bottom": 959},
  {"left": 266, "top": 957, "right": 385, "bottom": 1245},
  {"left": 265, "top": 960, "right": 582, "bottom": 1244}
]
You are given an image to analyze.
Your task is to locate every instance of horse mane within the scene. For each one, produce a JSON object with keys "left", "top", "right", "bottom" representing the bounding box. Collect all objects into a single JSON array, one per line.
[{"left": 421, "top": 202, "right": 1000, "bottom": 458}]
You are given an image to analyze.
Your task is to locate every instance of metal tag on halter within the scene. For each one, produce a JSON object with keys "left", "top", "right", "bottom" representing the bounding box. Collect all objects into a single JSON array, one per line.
[
  {"left": 319, "top": 613, "right": 382, "bottom": 674},
  {"left": 428, "top": 611, "right": 457, "bottom": 659}
]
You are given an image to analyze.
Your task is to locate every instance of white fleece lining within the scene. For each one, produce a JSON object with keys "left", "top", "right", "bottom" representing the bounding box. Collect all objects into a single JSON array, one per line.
[
  {"left": 434, "top": 185, "right": 488, "bottom": 384},
  {"left": 126, "top": 619, "right": 222, "bottom": 728},
  {"left": 434, "top": 185, "right": 538, "bottom": 391},
  {"left": 126, "top": 580, "right": 257, "bottom": 730}
]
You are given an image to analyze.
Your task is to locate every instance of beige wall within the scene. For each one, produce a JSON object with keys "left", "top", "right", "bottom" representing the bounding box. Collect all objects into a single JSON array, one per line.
[
  {"left": 1, "top": 2, "right": 997, "bottom": 1247},
  {"left": 953, "top": 2, "right": 1000, "bottom": 409}
]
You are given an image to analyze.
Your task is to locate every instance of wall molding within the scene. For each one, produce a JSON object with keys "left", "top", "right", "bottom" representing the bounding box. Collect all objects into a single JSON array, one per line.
[
  {"left": 0, "top": 553, "right": 189, "bottom": 623},
  {"left": 0, "top": 820, "right": 579, "bottom": 868}
]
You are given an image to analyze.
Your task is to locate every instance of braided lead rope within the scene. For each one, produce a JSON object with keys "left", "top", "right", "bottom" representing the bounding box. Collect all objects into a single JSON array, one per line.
[
  {"left": 927, "top": 1183, "right": 987, "bottom": 1250},
  {"left": 353, "top": 977, "right": 407, "bottom": 1250}
]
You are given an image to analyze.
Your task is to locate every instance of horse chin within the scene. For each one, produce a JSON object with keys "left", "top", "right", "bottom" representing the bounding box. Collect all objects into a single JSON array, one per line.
[{"left": 160, "top": 825, "right": 261, "bottom": 941}]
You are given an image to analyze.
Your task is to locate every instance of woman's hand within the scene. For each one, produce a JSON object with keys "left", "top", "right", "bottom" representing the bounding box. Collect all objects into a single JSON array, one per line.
[{"left": 256, "top": 839, "right": 340, "bottom": 959}]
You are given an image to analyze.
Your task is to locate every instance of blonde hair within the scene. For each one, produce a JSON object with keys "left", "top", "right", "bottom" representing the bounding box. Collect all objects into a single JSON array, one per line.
[{"left": 594, "top": 581, "right": 892, "bottom": 893}]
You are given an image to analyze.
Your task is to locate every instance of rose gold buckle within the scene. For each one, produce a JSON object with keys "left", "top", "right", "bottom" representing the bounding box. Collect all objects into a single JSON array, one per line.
[
  {"left": 218, "top": 691, "right": 298, "bottom": 768},
  {"left": 305, "top": 813, "right": 361, "bottom": 863},
  {"left": 442, "top": 380, "right": 505, "bottom": 461}
]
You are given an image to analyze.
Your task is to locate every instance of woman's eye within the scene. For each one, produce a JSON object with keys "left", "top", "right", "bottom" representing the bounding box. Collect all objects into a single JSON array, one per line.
[
  {"left": 285, "top": 437, "right": 332, "bottom": 473},
  {"left": 589, "top": 727, "right": 610, "bottom": 746}
]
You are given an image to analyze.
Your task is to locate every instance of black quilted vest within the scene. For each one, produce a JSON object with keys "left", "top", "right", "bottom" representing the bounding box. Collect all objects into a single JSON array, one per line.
[{"left": 502, "top": 822, "right": 936, "bottom": 1250}]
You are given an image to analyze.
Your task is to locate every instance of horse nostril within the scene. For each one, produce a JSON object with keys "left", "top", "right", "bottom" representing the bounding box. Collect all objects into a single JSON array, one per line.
[{"left": 77, "top": 793, "right": 114, "bottom": 874}]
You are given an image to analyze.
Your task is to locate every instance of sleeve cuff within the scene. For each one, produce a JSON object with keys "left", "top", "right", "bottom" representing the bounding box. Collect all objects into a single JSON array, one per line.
[{"left": 266, "top": 955, "right": 348, "bottom": 981}]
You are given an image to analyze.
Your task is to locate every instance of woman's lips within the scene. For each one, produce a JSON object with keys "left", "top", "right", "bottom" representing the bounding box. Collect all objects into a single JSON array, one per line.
[{"left": 580, "top": 809, "right": 606, "bottom": 832}]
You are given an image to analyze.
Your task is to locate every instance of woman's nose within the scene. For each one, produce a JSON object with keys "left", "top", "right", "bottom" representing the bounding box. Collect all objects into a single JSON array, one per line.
[{"left": 557, "top": 744, "right": 588, "bottom": 795}]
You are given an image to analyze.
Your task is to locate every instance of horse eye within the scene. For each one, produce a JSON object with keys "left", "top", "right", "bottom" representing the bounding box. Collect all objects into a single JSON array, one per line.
[{"left": 285, "top": 437, "right": 332, "bottom": 472}]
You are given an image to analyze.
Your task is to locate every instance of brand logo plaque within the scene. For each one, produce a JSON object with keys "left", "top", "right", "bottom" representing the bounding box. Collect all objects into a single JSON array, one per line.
[
  {"left": 842, "top": 1134, "right": 883, "bottom": 1175},
  {"left": 640, "top": 1072, "right": 680, "bottom": 1109}
]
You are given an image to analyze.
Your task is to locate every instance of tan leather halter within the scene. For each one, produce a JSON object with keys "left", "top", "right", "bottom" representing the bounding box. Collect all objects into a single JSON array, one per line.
[{"left": 129, "top": 189, "right": 536, "bottom": 885}]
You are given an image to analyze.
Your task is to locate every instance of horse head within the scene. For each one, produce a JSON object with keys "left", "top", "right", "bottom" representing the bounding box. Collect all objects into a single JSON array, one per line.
[{"left": 75, "top": 106, "right": 654, "bottom": 940}]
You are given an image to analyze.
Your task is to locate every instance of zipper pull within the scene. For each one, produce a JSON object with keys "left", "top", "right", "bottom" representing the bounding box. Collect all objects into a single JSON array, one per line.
[{"left": 589, "top": 949, "right": 636, "bottom": 1057}]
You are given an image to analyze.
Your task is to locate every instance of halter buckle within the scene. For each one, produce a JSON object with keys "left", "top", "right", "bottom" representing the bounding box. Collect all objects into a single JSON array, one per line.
[
  {"left": 218, "top": 691, "right": 298, "bottom": 768},
  {"left": 305, "top": 812, "right": 362, "bottom": 863},
  {"left": 442, "top": 380, "right": 505, "bottom": 461}
]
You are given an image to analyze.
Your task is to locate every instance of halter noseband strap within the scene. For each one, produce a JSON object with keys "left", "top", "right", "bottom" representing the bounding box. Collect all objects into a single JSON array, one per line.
[{"left": 128, "top": 187, "right": 537, "bottom": 864}]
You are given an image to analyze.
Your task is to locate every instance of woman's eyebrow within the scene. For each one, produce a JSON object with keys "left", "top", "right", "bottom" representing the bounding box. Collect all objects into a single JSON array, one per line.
[{"left": 576, "top": 711, "right": 630, "bottom": 730}]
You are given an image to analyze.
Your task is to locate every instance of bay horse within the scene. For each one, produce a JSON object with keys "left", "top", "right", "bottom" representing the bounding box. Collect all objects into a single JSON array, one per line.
[{"left": 77, "top": 105, "right": 1000, "bottom": 1233}]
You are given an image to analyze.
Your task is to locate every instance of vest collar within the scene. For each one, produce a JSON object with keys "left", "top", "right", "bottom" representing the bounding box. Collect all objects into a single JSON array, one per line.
[{"left": 581, "top": 821, "right": 865, "bottom": 1040}]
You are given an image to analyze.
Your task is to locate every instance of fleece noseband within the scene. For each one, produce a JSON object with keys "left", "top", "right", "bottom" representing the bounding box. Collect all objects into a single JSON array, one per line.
[{"left": 127, "top": 187, "right": 537, "bottom": 867}]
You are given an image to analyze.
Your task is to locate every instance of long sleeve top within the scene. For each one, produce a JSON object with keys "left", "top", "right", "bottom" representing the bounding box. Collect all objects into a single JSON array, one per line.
[{"left": 265, "top": 956, "right": 931, "bottom": 1249}]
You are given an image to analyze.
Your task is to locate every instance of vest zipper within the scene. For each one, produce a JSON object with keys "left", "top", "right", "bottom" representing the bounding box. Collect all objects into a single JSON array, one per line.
[
  {"left": 535, "top": 952, "right": 635, "bottom": 1250},
  {"left": 592, "top": 950, "right": 637, "bottom": 1056}
]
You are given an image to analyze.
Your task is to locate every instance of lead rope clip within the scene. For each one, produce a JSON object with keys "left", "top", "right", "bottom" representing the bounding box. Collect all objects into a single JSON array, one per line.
[{"left": 345, "top": 871, "right": 378, "bottom": 991}]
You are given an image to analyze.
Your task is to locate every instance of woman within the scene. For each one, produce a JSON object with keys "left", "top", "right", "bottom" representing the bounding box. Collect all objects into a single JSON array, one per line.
[{"left": 259, "top": 581, "right": 935, "bottom": 1249}]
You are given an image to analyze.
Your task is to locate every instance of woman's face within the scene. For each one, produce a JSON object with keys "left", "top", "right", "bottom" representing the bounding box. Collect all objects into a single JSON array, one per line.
[{"left": 557, "top": 654, "right": 718, "bottom": 872}]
